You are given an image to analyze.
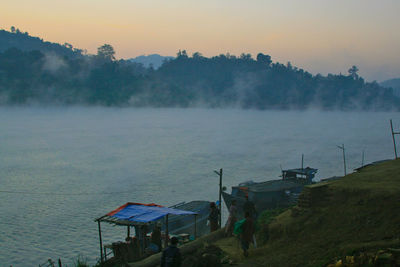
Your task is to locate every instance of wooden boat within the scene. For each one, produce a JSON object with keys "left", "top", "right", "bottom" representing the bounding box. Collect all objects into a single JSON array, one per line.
[{"left": 222, "top": 167, "right": 318, "bottom": 218}]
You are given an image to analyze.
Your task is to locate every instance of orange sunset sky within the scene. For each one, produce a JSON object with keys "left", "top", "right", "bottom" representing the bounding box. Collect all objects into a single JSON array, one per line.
[{"left": 2, "top": 0, "right": 400, "bottom": 81}]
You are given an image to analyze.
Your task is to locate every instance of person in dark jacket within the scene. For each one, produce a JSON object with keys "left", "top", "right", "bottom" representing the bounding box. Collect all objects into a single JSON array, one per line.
[
  {"left": 208, "top": 202, "right": 219, "bottom": 232},
  {"left": 151, "top": 224, "right": 162, "bottom": 252},
  {"left": 240, "top": 211, "right": 255, "bottom": 257},
  {"left": 243, "top": 195, "right": 257, "bottom": 218},
  {"left": 161, "top": 236, "right": 181, "bottom": 267}
]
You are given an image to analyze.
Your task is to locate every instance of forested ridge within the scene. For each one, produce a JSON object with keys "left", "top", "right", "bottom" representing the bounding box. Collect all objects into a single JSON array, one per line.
[{"left": 0, "top": 28, "right": 398, "bottom": 110}]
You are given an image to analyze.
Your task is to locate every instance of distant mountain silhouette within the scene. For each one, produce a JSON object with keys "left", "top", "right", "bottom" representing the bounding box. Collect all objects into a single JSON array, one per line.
[
  {"left": 380, "top": 78, "right": 400, "bottom": 96},
  {"left": 129, "top": 54, "right": 174, "bottom": 69},
  {"left": 0, "top": 28, "right": 83, "bottom": 58}
]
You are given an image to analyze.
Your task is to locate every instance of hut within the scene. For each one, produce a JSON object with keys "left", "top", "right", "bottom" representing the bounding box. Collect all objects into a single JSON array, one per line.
[{"left": 94, "top": 202, "right": 198, "bottom": 263}]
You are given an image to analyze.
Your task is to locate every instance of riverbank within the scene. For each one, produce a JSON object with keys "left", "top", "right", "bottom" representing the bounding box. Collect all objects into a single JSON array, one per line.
[
  {"left": 127, "top": 158, "right": 400, "bottom": 266},
  {"left": 222, "top": 158, "right": 400, "bottom": 266}
]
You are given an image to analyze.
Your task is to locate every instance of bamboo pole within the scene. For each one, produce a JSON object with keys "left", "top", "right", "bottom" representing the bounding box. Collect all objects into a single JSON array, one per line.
[
  {"left": 164, "top": 214, "right": 169, "bottom": 249},
  {"left": 343, "top": 144, "right": 347, "bottom": 176},
  {"left": 361, "top": 149, "right": 365, "bottom": 167},
  {"left": 219, "top": 168, "right": 222, "bottom": 228},
  {"left": 214, "top": 168, "right": 223, "bottom": 229},
  {"left": 194, "top": 214, "right": 197, "bottom": 239},
  {"left": 97, "top": 220, "right": 104, "bottom": 262},
  {"left": 391, "top": 119, "right": 398, "bottom": 159},
  {"left": 337, "top": 144, "right": 346, "bottom": 176}
]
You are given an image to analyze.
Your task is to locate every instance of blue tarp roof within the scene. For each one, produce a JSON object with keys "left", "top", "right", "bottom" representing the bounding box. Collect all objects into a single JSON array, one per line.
[{"left": 101, "top": 202, "right": 197, "bottom": 224}]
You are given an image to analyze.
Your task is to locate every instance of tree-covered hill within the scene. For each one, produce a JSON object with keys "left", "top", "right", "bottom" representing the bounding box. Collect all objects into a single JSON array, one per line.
[
  {"left": 381, "top": 78, "right": 400, "bottom": 96},
  {"left": 0, "top": 27, "right": 83, "bottom": 58},
  {"left": 0, "top": 29, "right": 399, "bottom": 110}
]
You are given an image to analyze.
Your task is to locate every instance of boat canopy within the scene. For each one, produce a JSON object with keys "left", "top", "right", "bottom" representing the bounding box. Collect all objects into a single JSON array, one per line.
[
  {"left": 96, "top": 202, "right": 197, "bottom": 225},
  {"left": 282, "top": 167, "right": 318, "bottom": 181}
]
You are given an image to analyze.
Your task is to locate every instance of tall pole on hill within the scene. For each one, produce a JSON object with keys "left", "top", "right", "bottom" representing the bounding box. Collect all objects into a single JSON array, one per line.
[
  {"left": 361, "top": 149, "right": 365, "bottom": 167},
  {"left": 214, "top": 168, "right": 223, "bottom": 229},
  {"left": 390, "top": 119, "right": 398, "bottom": 159},
  {"left": 337, "top": 144, "right": 346, "bottom": 176}
]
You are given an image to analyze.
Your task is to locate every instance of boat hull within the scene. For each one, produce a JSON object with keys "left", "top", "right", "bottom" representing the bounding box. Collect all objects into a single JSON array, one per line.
[{"left": 222, "top": 182, "right": 304, "bottom": 219}]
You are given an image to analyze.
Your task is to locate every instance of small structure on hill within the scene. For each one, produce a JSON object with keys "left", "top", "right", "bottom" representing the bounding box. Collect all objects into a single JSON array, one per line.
[{"left": 94, "top": 202, "right": 198, "bottom": 263}]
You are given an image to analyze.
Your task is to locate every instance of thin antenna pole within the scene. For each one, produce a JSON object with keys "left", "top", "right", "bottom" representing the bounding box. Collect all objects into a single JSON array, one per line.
[
  {"left": 343, "top": 144, "right": 346, "bottom": 176},
  {"left": 361, "top": 149, "right": 365, "bottom": 167},
  {"left": 337, "top": 144, "right": 346, "bottom": 176},
  {"left": 301, "top": 154, "right": 304, "bottom": 170},
  {"left": 390, "top": 119, "right": 398, "bottom": 159}
]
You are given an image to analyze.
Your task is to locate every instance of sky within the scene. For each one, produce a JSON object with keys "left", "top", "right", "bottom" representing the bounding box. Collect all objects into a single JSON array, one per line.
[{"left": 2, "top": 0, "right": 400, "bottom": 81}]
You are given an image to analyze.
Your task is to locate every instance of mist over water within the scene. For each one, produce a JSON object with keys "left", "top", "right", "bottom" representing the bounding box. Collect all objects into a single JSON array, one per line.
[{"left": 0, "top": 107, "right": 398, "bottom": 266}]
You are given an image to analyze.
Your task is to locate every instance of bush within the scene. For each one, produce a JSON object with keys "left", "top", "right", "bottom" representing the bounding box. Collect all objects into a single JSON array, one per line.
[{"left": 74, "top": 255, "right": 89, "bottom": 267}]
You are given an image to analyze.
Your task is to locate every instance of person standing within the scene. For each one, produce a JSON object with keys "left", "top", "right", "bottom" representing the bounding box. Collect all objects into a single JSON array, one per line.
[
  {"left": 151, "top": 224, "right": 162, "bottom": 252},
  {"left": 243, "top": 195, "right": 257, "bottom": 218},
  {"left": 225, "top": 200, "right": 238, "bottom": 236},
  {"left": 208, "top": 202, "right": 219, "bottom": 232},
  {"left": 240, "top": 211, "right": 255, "bottom": 257},
  {"left": 161, "top": 236, "right": 181, "bottom": 267}
]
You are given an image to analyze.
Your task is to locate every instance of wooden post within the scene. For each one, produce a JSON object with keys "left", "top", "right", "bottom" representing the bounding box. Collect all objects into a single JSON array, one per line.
[
  {"left": 194, "top": 214, "right": 197, "bottom": 239},
  {"left": 361, "top": 149, "right": 365, "bottom": 167},
  {"left": 337, "top": 144, "right": 346, "bottom": 176},
  {"left": 391, "top": 119, "right": 398, "bottom": 159},
  {"left": 214, "top": 168, "right": 223, "bottom": 229},
  {"left": 219, "top": 168, "right": 222, "bottom": 228},
  {"left": 127, "top": 225, "right": 130, "bottom": 238},
  {"left": 97, "top": 220, "right": 104, "bottom": 262},
  {"left": 342, "top": 144, "right": 346, "bottom": 176},
  {"left": 164, "top": 214, "right": 169, "bottom": 249}
]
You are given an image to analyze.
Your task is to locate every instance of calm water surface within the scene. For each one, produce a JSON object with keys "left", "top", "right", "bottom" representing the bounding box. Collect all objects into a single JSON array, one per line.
[{"left": 0, "top": 107, "right": 398, "bottom": 266}]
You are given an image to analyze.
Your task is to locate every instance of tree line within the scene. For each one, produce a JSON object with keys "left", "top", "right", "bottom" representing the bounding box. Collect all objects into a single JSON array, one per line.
[{"left": 0, "top": 31, "right": 398, "bottom": 110}]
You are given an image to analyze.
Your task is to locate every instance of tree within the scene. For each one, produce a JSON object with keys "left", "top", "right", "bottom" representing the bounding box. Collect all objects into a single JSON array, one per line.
[
  {"left": 10, "top": 26, "right": 16, "bottom": 33},
  {"left": 256, "top": 53, "right": 272, "bottom": 67},
  {"left": 348, "top": 65, "right": 359, "bottom": 79},
  {"left": 240, "top": 53, "right": 252, "bottom": 60},
  {"left": 97, "top": 44, "right": 116, "bottom": 61},
  {"left": 177, "top": 50, "right": 188, "bottom": 58},
  {"left": 192, "top": 52, "right": 203, "bottom": 59},
  {"left": 64, "top": 43, "right": 73, "bottom": 50}
]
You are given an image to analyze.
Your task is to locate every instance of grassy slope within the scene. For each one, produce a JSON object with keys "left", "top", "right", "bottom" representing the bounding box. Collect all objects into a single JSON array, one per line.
[{"left": 215, "top": 159, "right": 400, "bottom": 266}]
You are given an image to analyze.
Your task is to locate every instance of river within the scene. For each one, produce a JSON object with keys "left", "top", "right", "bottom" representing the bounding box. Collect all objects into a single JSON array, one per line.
[{"left": 0, "top": 107, "right": 398, "bottom": 266}]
